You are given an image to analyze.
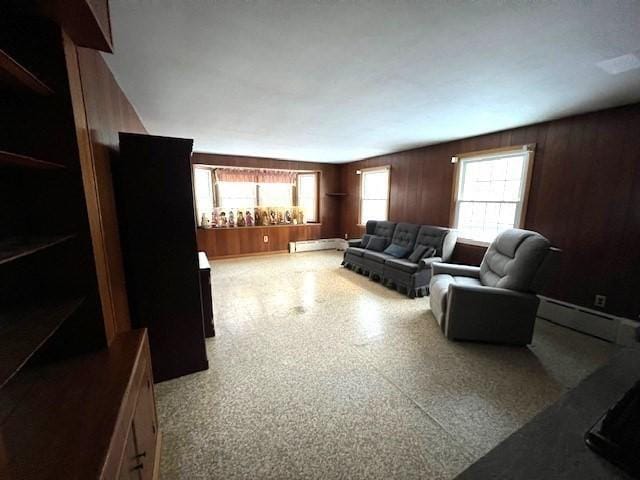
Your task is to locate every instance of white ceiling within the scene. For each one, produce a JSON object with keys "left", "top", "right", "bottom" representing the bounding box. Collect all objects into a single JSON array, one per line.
[{"left": 105, "top": 0, "right": 640, "bottom": 163}]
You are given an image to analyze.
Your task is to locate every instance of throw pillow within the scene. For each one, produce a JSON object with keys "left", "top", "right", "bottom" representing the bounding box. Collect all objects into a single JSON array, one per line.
[
  {"left": 384, "top": 243, "right": 409, "bottom": 258},
  {"left": 365, "top": 235, "right": 387, "bottom": 252},
  {"left": 408, "top": 245, "right": 428, "bottom": 263},
  {"left": 408, "top": 245, "right": 437, "bottom": 263},
  {"left": 360, "top": 234, "right": 372, "bottom": 248}
]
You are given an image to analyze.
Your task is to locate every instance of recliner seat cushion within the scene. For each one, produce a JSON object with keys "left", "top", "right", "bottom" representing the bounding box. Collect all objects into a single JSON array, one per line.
[
  {"left": 480, "top": 229, "right": 551, "bottom": 291},
  {"left": 385, "top": 258, "right": 419, "bottom": 274}
]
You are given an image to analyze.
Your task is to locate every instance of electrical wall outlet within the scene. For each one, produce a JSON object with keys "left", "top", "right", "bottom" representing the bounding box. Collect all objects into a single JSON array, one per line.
[
  {"left": 263, "top": 235, "right": 269, "bottom": 243},
  {"left": 594, "top": 294, "right": 607, "bottom": 308}
]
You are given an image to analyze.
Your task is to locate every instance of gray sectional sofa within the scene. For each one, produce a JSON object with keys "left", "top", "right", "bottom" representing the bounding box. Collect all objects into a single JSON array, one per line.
[{"left": 342, "top": 220, "right": 457, "bottom": 297}]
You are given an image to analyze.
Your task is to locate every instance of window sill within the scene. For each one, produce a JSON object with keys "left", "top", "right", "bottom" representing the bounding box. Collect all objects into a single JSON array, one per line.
[
  {"left": 456, "top": 238, "right": 490, "bottom": 248},
  {"left": 198, "top": 223, "right": 321, "bottom": 231}
]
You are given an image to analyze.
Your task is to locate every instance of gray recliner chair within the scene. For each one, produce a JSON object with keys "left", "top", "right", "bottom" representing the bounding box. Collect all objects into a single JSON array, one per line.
[{"left": 429, "top": 228, "right": 554, "bottom": 345}]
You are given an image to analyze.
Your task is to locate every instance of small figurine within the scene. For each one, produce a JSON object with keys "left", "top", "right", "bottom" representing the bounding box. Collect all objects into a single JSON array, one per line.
[
  {"left": 220, "top": 211, "right": 228, "bottom": 227},
  {"left": 269, "top": 210, "right": 277, "bottom": 224},
  {"left": 285, "top": 210, "right": 292, "bottom": 224},
  {"left": 237, "top": 210, "right": 245, "bottom": 227},
  {"left": 298, "top": 209, "right": 305, "bottom": 224},
  {"left": 212, "top": 211, "right": 220, "bottom": 228},
  {"left": 293, "top": 218, "right": 298, "bottom": 225},
  {"left": 201, "top": 212, "right": 211, "bottom": 228},
  {"left": 262, "top": 210, "right": 270, "bottom": 226},
  {"left": 277, "top": 210, "right": 284, "bottom": 224},
  {"left": 245, "top": 210, "right": 254, "bottom": 226},
  {"left": 228, "top": 210, "right": 235, "bottom": 227}
]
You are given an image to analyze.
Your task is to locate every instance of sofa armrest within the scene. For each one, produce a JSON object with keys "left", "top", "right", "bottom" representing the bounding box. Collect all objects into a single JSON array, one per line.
[
  {"left": 431, "top": 262, "right": 481, "bottom": 278},
  {"left": 418, "top": 256, "right": 442, "bottom": 270},
  {"left": 445, "top": 283, "right": 540, "bottom": 345},
  {"left": 347, "top": 239, "right": 363, "bottom": 247}
]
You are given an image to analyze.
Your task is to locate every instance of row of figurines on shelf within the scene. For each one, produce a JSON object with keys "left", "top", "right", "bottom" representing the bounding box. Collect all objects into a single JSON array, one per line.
[{"left": 200, "top": 207, "right": 306, "bottom": 228}]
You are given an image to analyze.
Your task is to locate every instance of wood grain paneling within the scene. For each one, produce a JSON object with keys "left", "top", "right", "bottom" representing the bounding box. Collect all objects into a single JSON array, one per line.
[
  {"left": 66, "top": 44, "right": 147, "bottom": 343},
  {"left": 197, "top": 224, "right": 324, "bottom": 258},
  {"left": 338, "top": 103, "right": 640, "bottom": 319},
  {"left": 192, "top": 152, "right": 341, "bottom": 257}
]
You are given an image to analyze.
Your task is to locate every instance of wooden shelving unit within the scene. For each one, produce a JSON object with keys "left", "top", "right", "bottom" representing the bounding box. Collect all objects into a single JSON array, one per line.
[
  {"left": 0, "top": 48, "right": 54, "bottom": 95},
  {"left": 0, "top": 150, "right": 66, "bottom": 169},
  {"left": 0, "top": 298, "right": 85, "bottom": 388},
  {"left": 0, "top": 234, "right": 76, "bottom": 265}
]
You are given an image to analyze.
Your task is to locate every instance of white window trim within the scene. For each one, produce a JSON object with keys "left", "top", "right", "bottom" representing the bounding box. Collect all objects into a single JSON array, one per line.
[
  {"left": 297, "top": 172, "right": 319, "bottom": 223},
  {"left": 358, "top": 165, "right": 391, "bottom": 226},
  {"left": 450, "top": 145, "right": 535, "bottom": 246}
]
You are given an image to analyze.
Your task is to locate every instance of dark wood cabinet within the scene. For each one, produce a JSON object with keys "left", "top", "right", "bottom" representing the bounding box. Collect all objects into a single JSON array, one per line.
[{"left": 114, "top": 133, "right": 209, "bottom": 382}]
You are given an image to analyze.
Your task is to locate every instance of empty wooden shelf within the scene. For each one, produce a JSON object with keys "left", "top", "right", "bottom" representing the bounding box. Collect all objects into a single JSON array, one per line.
[
  {"left": 0, "top": 298, "right": 84, "bottom": 388},
  {"left": 0, "top": 49, "right": 54, "bottom": 96},
  {"left": 0, "top": 150, "right": 66, "bottom": 170},
  {"left": 0, "top": 234, "right": 76, "bottom": 266}
]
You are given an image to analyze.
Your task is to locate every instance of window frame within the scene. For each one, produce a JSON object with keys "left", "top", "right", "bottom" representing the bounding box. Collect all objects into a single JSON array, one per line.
[
  {"left": 358, "top": 165, "right": 391, "bottom": 226},
  {"left": 450, "top": 145, "right": 535, "bottom": 246}
]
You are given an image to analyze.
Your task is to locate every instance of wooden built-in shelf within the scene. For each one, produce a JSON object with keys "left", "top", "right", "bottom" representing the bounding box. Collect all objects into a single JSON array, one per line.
[
  {"left": 0, "top": 49, "right": 54, "bottom": 96},
  {"left": 326, "top": 192, "right": 347, "bottom": 196},
  {"left": 0, "top": 330, "right": 145, "bottom": 478},
  {"left": 0, "top": 234, "right": 76, "bottom": 266},
  {"left": 198, "top": 223, "right": 322, "bottom": 231},
  {"left": 0, "top": 150, "right": 66, "bottom": 170},
  {"left": 0, "top": 297, "right": 84, "bottom": 388}
]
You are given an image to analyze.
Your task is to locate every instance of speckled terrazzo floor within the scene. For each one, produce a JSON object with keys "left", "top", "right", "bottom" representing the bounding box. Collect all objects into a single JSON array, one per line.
[{"left": 156, "top": 250, "right": 617, "bottom": 480}]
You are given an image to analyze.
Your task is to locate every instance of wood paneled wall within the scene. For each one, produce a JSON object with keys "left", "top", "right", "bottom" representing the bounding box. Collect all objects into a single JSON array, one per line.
[
  {"left": 192, "top": 152, "right": 342, "bottom": 257},
  {"left": 338, "top": 103, "right": 640, "bottom": 319},
  {"left": 66, "top": 45, "right": 147, "bottom": 342}
]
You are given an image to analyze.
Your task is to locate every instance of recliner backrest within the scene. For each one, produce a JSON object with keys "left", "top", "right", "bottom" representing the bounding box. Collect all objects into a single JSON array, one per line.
[
  {"left": 415, "top": 226, "right": 457, "bottom": 261},
  {"left": 480, "top": 228, "right": 551, "bottom": 292},
  {"left": 390, "top": 223, "right": 419, "bottom": 251},
  {"left": 365, "top": 220, "right": 378, "bottom": 235},
  {"left": 373, "top": 221, "right": 396, "bottom": 241}
]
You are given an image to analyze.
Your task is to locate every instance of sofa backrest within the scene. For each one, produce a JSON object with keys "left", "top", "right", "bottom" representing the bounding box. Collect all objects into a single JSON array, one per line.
[
  {"left": 415, "top": 226, "right": 457, "bottom": 261},
  {"left": 365, "top": 220, "right": 378, "bottom": 235},
  {"left": 390, "top": 223, "right": 419, "bottom": 251},
  {"left": 373, "top": 221, "right": 396, "bottom": 241},
  {"left": 480, "top": 228, "right": 551, "bottom": 292}
]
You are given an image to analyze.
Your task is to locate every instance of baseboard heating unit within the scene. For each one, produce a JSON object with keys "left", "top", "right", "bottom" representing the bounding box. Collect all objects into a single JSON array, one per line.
[
  {"left": 289, "top": 238, "right": 347, "bottom": 253},
  {"left": 537, "top": 296, "right": 638, "bottom": 346}
]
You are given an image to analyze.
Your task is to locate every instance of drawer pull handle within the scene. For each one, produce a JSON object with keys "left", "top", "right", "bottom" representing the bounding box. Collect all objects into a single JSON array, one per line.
[
  {"left": 132, "top": 463, "right": 144, "bottom": 471},
  {"left": 135, "top": 451, "right": 146, "bottom": 459}
]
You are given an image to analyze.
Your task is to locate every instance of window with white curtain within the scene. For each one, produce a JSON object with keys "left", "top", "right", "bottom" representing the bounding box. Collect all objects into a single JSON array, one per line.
[
  {"left": 360, "top": 166, "right": 390, "bottom": 224},
  {"left": 453, "top": 148, "right": 532, "bottom": 244},
  {"left": 258, "top": 183, "right": 293, "bottom": 207},
  {"left": 193, "top": 167, "right": 214, "bottom": 222},
  {"left": 217, "top": 181, "right": 257, "bottom": 208},
  {"left": 297, "top": 173, "right": 318, "bottom": 222}
]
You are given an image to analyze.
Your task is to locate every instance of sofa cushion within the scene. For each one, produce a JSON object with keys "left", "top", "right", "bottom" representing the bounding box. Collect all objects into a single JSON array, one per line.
[
  {"left": 346, "top": 247, "right": 366, "bottom": 257},
  {"left": 360, "top": 234, "right": 372, "bottom": 248},
  {"left": 365, "top": 235, "right": 387, "bottom": 252},
  {"left": 415, "top": 226, "right": 456, "bottom": 261},
  {"left": 373, "top": 221, "right": 396, "bottom": 240},
  {"left": 408, "top": 245, "right": 436, "bottom": 263},
  {"left": 389, "top": 223, "right": 420, "bottom": 251},
  {"left": 383, "top": 243, "right": 409, "bottom": 258},
  {"left": 363, "top": 250, "right": 394, "bottom": 264},
  {"left": 385, "top": 258, "right": 419, "bottom": 274}
]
